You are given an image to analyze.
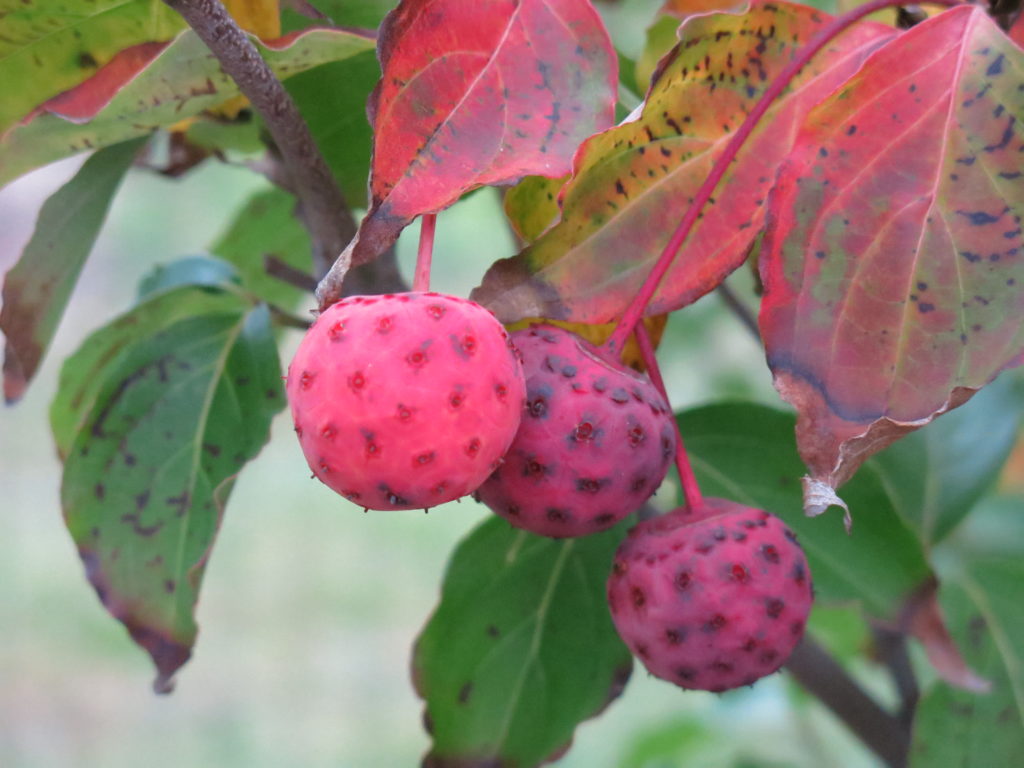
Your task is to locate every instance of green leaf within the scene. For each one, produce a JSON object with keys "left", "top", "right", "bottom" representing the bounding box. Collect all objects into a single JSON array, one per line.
[
  {"left": 211, "top": 188, "right": 313, "bottom": 310},
  {"left": 0, "top": 137, "right": 146, "bottom": 403},
  {"left": 910, "top": 555, "right": 1024, "bottom": 767},
  {"left": 413, "top": 517, "right": 633, "bottom": 767},
  {"left": 503, "top": 174, "right": 568, "bottom": 244},
  {"left": 137, "top": 256, "right": 241, "bottom": 301},
  {"left": 0, "top": 27, "right": 375, "bottom": 188},
  {"left": 678, "top": 403, "right": 932, "bottom": 618},
  {"left": 866, "top": 374, "right": 1021, "bottom": 550},
  {"left": 285, "top": 50, "right": 380, "bottom": 208},
  {"left": 0, "top": 0, "right": 183, "bottom": 136},
  {"left": 52, "top": 285, "right": 284, "bottom": 690}
]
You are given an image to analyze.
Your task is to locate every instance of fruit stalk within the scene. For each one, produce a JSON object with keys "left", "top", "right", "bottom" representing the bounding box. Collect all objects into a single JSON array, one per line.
[
  {"left": 634, "top": 323, "right": 704, "bottom": 514},
  {"left": 413, "top": 213, "right": 437, "bottom": 292},
  {"left": 604, "top": 0, "right": 963, "bottom": 354}
]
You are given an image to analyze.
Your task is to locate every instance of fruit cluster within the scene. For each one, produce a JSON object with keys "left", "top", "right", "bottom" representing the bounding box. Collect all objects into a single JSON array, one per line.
[{"left": 286, "top": 290, "right": 812, "bottom": 692}]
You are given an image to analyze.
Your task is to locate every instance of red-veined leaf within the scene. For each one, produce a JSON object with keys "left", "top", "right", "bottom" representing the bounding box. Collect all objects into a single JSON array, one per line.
[
  {"left": 0, "top": 27, "right": 374, "bottom": 188},
  {"left": 336, "top": 0, "right": 617, "bottom": 273},
  {"left": 758, "top": 6, "right": 1024, "bottom": 513},
  {"left": 472, "top": 1, "right": 895, "bottom": 324}
]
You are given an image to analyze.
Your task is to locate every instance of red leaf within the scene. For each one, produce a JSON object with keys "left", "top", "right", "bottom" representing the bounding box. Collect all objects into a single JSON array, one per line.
[
  {"left": 337, "top": 0, "right": 617, "bottom": 273},
  {"left": 759, "top": 7, "right": 1024, "bottom": 506},
  {"left": 472, "top": 1, "right": 894, "bottom": 324}
]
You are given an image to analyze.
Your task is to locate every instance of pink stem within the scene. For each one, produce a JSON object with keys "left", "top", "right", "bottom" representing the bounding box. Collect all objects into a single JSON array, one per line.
[
  {"left": 634, "top": 323, "right": 704, "bottom": 514},
  {"left": 605, "top": 0, "right": 963, "bottom": 354},
  {"left": 413, "top": 213, "right": 437, "bottom": 292}
]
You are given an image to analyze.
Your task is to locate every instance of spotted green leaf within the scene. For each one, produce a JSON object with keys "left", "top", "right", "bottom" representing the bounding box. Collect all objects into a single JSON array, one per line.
[
  {"left": 413, "top": 517, "right": 632, "bottom": 767},
  {"left": 0, "top": 0, "right": 183, "bottom": 136},
  {"left": 0, "top": 26, "right": 375, "bottom": 187},
  {"left": 52, "top": 284, "right": 284, "bottom": 691}
]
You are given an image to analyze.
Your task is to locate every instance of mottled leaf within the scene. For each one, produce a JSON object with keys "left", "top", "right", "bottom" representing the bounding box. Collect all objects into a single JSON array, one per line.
[
  {"left": 0, "top": 0, "right": 281, "bottom": 139},
  {"left": 0, "top": 27, "right": 375, "bottom": 187},
  {"left": 759, "top": 7, "right": 1024, "bottom": 504},
  {"left": 52, "top": 286, "right": 284, "bottom": 690},
  {"left": 910, "top": 555, "right": 1024, "bottom": 767},
  {"left": 504, "top": 174, "right": 569, "bottom": 243},
  {"left": 1, "top": 137, "right": 144, "bottom": 403},
  {"left": 867, "top": 374, "right": 1021, "bottom": 550},
  {"left": 211, "top": 188, "right": 313, "bottom": 310},
  {"left": 338, "top": 0, "right": 617, "bottom": 271},
  {"left": 413, "top": 517, "right": 632, "bottom": 767},
  {"left": 678, "top": 402, "right": 931, "bottom": 618},
  {"left": 472, "top": 2, "right": 894, "bottom": 323},
  {"left": 0, "top": 0, "right": 183, "bottom": 136}
]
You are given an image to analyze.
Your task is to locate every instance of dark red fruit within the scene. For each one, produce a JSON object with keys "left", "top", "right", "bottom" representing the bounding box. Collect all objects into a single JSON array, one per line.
[
  {"left": 606, "top": 499, "right": 813, "bottom": 692},
  {"left": 475, "top": 324, "right": 676, "bottom": 537},
  {"left": 287, "top": 292, "right": 526, "bottom": 510}
]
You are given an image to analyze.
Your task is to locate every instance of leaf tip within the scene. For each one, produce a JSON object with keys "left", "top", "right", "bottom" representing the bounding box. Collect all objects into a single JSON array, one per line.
[{"left": 801, "top": 476, "right": 852, "bottom": 532}]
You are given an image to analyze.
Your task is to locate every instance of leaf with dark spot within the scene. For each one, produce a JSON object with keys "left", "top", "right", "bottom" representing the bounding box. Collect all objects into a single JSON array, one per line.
[
  {"left": 413, "top": 517, "right": 632, "bottom": 766},
  {"left": 472, "top": 2, "right": 895, "bottom": 323},
  {"left": 53, "top": 285, "right": 283, "bottom": 691},
  {"left": 0, "top": 27, "right": 375, "bottom": 187},
  {"left": 0, "top": 0, "right": 183, "bottom": 138},
  {"left": 336, "top": 0, "right": 617, "bottom": 271},
  {"left": 760, "top": 7, "right": 1024, "bottom": 510},
  {"left": 1, "top": 137, "right": 144, "bottom": 403}
]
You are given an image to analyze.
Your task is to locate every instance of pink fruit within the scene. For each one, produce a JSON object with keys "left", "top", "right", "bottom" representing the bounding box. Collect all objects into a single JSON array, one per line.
[
  {"left": 474, "top": 324, "right": 676, "bottom": 538},
  {"left": 286, "top": 292, "right": 526, "bottom": 510},
  {"left": 606, "top": 499, "right": 813, "bottom": 692}
]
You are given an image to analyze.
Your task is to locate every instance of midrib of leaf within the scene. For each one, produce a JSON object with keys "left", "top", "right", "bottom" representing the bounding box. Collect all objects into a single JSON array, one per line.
[
  {"left": 493, "top": 539, "right": 575, "bottom": 753},
  {"left": 958, "top": 568, "right": 1024, "bottom": 725},
  {"left": 165, "top": 309, "right": 248, "bottom": 631}
]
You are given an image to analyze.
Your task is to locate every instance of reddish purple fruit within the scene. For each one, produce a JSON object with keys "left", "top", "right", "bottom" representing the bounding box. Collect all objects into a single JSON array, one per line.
[
  {"left": 606, "top": 499, "right": 813, "bottom": 692},
  {"left": 474, "top": 324, "right": 676, "bottom": 538},
  {"left": 287, "top": 292, "right": 526, "bottom": 510}
]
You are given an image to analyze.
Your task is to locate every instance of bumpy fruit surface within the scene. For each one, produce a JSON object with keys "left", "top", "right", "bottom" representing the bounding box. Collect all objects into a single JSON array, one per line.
[
  {"left": 475, "top": 324, "right": 675, "bottom": 538},
  {"left": 287, "top": 292, "right": 526, "bottom": 510},
  {"left": 606, "top": 499, "right": 813, "bottom": 692}
]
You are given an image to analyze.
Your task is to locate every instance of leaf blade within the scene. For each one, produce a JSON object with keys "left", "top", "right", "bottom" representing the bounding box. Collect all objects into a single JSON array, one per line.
[
  {"left": 339, "top": 0, "right": 617, "bottom": 269},
  {"left": 472, "top": 1, "right": 895, "bottom": 323},
  {"left": 0, "top": 27, "right": 375, "bottom": 187},
  {"left": 758, "top": 7, "right": 1024, "bottom": 493},
  {"left": 1, "top": 136, "right": 145, "bottom": 402},
  {"left": 414, "top": 517, "right": 632, "bottom": 767},
  {"left": 56, "top": 287, "right": 284, "bottom": 690}
]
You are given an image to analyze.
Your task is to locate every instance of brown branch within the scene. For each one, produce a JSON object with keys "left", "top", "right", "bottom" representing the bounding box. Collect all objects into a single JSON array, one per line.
[
  {"left": 786, "top": 635, "right": 911, "bottom": 768},
  {"left": 716, "top": 282, "right": 760, "bottom": 340},
  {"left": 264, "top": 254, "right": 317, "bottom": 292},
  {"left": 163, "top": 0, "right": 355, "bottom": 281}
]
